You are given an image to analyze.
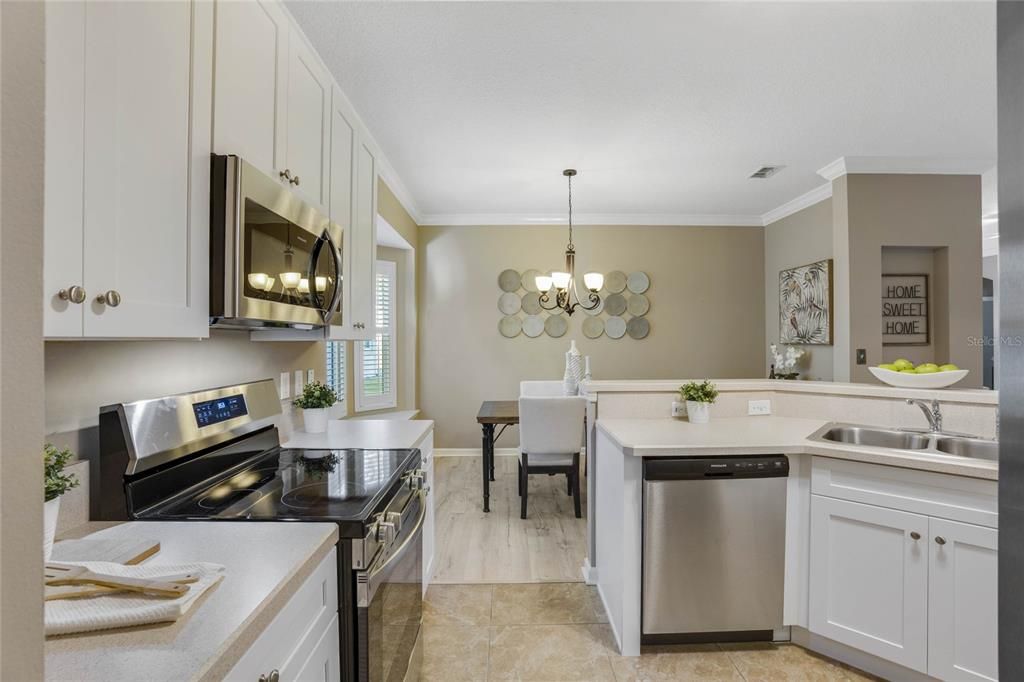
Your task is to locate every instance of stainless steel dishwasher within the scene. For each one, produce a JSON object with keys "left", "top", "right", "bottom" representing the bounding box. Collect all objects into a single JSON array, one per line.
[{"left": 642, "top": 455, "right": 789, "bottom": 644}]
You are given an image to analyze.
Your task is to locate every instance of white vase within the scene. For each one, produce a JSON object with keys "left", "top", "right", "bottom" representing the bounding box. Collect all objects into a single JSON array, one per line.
[
  {"left": 686, "top": 401, "right": 711, "bottom": 424},
  {"left": 564, "top": 340, "right": 583, "bottom": 395},
  {"left": 303, "top": 407, "right": 329, "bottom": 433},
  {"left": 44, "top": 497, "right": 61, "bottom": 560}
]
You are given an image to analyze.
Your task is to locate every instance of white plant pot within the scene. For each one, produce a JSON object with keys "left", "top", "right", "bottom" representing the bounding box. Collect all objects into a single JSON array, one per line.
[
  {"left": 303, "top": 408, "right": 329, "bottom": 433},
  {"left": 44, "top": 497, "right": 61, "bottom": 560},
  {"left": 686, "top": 401, "right": 711, "bottom": 424}
]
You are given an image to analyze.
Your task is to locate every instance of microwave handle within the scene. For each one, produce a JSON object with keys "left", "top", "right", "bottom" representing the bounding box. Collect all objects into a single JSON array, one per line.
[{"left": 325, "top": 231, "right": 343, "bottom": 316}]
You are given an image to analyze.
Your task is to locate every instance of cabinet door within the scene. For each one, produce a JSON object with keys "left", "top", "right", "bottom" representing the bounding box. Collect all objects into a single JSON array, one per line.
[
  {"left": 421, "top": 432, "right": 435, "bottom": 592},
  {"left": 81, "top": 0, "right": 211, "bottom": 338},
  {"left": 212, "top": 0, "right": 289, "bottom": 179},
  {"left": 928, "top": 518, "right": 998, "bottom": 681},
  {"left": 285, "top": 30, "right": 331, "bottom": 212},
  {"left": 43, "top": 1, "right": 86, "bottom": 337},
  {"left": 288, "top": 614, "right": 341, "bottom": 682},
  {"left": 809, "top": 495, "right": 928, "bottom": 672},
  {"left": 325, "top": 86, "right": 362, "bottom": 340},
  {"left": 351, "top": 141, "right": 378, "bottom": 333}
]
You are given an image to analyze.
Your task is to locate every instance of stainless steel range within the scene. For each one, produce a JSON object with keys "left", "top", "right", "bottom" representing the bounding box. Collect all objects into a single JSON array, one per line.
[{"left": 97, "top": 379, "right": 423, "bottom": 681}]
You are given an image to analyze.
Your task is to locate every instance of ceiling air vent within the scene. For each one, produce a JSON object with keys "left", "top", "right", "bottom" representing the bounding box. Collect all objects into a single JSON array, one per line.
[{"left": 750, "top": 165, "right": 783, "bottom": 179}]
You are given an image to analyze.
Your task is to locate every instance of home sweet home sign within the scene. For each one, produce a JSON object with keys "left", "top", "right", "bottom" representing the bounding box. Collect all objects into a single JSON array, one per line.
[{"left": 882, "top": 274, "right": 929, "bottom": 345}]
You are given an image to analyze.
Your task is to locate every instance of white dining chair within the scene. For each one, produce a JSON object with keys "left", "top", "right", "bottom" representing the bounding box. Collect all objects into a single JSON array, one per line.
[
  {"left": 519, "top": 380, "right": 566, "bottom": 397},
  {"left": 518, "top": 396, "right": 586, "bottom": 519}
]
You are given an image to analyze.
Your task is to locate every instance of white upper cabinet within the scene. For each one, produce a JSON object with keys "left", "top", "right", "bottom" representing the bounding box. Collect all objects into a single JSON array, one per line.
[
  {"left": 285, "top": 34, "right": 332, "bottom": 211},
  {"left": 44, "top": 0, "right": 211, "bottom": 339},
  {"left": 928, "top": 518, "right": 998, "bottom": 681},
  {"left": 212, "top": 0, "right": 289, "bottom": 178}
]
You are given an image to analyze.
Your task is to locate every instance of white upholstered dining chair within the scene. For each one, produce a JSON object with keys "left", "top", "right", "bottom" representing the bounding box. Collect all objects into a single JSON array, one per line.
[
  {"left": 517, "top": 396, "right": 586, "bottom": 519},
  {"left": 519, "top": 380, "right": 566, "bottom": 397}
]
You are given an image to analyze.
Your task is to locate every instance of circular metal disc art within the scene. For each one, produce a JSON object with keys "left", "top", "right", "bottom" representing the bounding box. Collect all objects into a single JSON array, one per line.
[
  {"left": 522, "top": 315, "right": 544, "bottom": 338},
  {"left": 604, "top": 270, "right": 627, "bottom": 294},
  {"left": 627, "top": 293, "right": 650, "bottom": 316},
  {"left": 604, "top": 293, "right": 627, "bottom": 317},
  {"left": 498, "top": 292, "right": 521, "bottom": 315},
  {"left": 545, "top": 315, "right": 568, "bottom": 338},
  {"left": 521, "top": 269, "right": 541, "bottom": 293},
  {"left": 606, "top": 316, "right": 627, "bottom": 339},
  {"left": 498, "top": 269, "right": 521, "bottom": 293},
  {"left": 627, "top": 271, "right": 650, "bottom": 294},
  {"left": 582, "top": 316, "right": 605, "bottom": 339},
  {"left": 521, "top": 291, "right": 542, "bottom": 315},
  {"left": 627, "top": 316, "right": 650, "bottom": 339},
  {"left": 584, "top": 296, "right": 604, "bottom": 316},
  {"left": 499, "top": 316, "right": 522, "bottom": 338}
]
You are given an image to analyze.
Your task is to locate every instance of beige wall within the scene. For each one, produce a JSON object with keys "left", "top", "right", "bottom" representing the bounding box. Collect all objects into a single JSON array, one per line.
[
  {"left": 377, "top": 180, "right": 418, "bottom": 249},
  {"left": 418, "top": 225, "right": 766, "bottom": 448},
  {"left": 764, "top": 199, "right": 834, "bottom": 380},
  {"left": 1, "top": 1, "right": 46, "bottom": 675},
  {"left": 838, "top": 174, "right": 983, "bottom": 384}
]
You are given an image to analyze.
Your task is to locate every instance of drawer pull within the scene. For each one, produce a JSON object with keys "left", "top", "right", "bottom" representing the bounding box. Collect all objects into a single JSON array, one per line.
[
  {"left": 910, "top": 531, "right": 921, "bottom": 540},
  {"left": 935, "top": 536, "right": 947, "bottom": 545}
]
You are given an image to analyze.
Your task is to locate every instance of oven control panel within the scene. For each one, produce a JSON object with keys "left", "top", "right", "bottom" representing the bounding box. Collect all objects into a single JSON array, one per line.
[{"left": 192, "top": 393, "right": 248, "bottom": 428}]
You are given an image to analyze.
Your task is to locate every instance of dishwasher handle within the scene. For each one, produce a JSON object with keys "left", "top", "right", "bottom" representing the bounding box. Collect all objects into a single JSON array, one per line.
[{"left": 644, "top": 455, "right": 789, "bottom": 480}]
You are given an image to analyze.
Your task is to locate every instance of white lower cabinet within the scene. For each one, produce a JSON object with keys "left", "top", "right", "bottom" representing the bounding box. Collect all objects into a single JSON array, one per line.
[
  {"left": 227, "top": 548, "right": 339, "bottom": 682},
  {"left": 808, "top": 458, "right": 998, "bottom": 680},
  {"left": 928, "top": 518, "right": 999, "bottom": 682},
  {"left": 809, "top": 495, "right": 929, "bottom": 672}
]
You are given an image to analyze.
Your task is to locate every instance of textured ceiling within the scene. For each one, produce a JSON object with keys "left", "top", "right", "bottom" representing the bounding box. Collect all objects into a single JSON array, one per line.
[{"left": 287, "top": 1, "right": 996, "bottom": 223}]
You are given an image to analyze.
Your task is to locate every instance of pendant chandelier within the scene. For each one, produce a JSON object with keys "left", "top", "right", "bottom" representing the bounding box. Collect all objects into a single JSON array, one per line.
[{"left": 535, "top": 169, "right": 603, "bottom": 316}]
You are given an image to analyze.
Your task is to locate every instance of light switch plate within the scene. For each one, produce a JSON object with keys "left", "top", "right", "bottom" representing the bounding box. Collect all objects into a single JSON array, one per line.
[
  {"left": 748, "top": 399, "right": 772, "bottom": 416},
  {"left": 293, "top": 370, "right": 304, "bottom": 395},
  {"left": 307, "top": 368, "right": 315, "bottom": 384},
  {"left": 279, "top": 372, "right": 290, "bottom": 400}
]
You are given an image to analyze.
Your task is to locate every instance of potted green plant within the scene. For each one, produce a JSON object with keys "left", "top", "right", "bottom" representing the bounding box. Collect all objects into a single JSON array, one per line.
[
  {"left": 293, "top": 381, "right": 338, "bottom": 433},
  {"left": 679, "top": 380, "right": 719, "bottom": 424},
  {"left": 44, "top": 444, "right": 79, "bottom": 559}
]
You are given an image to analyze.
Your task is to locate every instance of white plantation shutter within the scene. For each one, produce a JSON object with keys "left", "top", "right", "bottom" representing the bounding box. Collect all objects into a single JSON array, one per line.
[
  {"left": 356, "top": 260, "right": 397, "bottom": 411},
  {"left": 325, "top": 341, "right": 346, "bottom": 403}
]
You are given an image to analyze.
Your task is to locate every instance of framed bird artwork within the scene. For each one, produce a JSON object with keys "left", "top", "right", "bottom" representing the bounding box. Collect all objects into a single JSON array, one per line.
[{"left": 779, "top": 259, "right": 833, "bottom": 344}]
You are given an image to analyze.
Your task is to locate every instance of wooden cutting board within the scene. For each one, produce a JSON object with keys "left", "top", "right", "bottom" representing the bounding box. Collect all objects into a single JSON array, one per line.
[{"left": 46, "top": 538, "right": 160, "bottom": 601}]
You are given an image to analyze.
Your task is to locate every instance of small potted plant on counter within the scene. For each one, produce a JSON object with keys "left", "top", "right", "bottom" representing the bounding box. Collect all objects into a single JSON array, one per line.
[
  {"left": 293, "top": 381, "right": 338, "bottom": 434},
  {"left": 44, "top": 444, "right": 79, "bottom": 559},
  {"left": 679, "top": 380, "right": 719, "bottom": 424}
]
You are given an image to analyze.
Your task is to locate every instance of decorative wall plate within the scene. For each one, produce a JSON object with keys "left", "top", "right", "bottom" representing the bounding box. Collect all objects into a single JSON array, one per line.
[
  {"left": 604, "top": 293, "right": 627, "bottom": 317},
  {"left": 604, "top": 271, "right": 627, "bottom": 294},
  {"left": 499, "top": 316, "right": 522, "bottom": 338},
  {"left": 498, "top": 292, "right": 521, "bottom": 315},
  {"left": 606, "top": 316, "right": 627, "bottom": 339},
  {"left": 582, "top": 316, "right": 605, "bottom": 339},
  {"left": 627, "top": 271, "right": 650, "bottom": 294},
  {"left": 521, "top": 269, "right": 541, "bottom": 293},
  {"left": 626, "top": 316, "right": 650, "bottom": 339},
  {"left": 583, "top": 296, "right": 604, "bottom": 316},
  {"left": 498, "top": 269, "right": 522, "bottom": 293},
  {"left": 545, "top": 315, "right": 568, "bottom": 338},
  {"left": 627, "top": 293, "right": 650, "bottom": 316},
  {"left": 521, "top": 291, "right": 542, "bottom": 315},
  {"left": 522, "top": 315, "right": 545, "bottom": 338}
]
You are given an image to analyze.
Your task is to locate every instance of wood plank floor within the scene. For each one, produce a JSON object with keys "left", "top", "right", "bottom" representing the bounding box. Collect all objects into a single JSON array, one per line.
[{"left": 431, "top": 456, "right": 588, "bottom": 584}]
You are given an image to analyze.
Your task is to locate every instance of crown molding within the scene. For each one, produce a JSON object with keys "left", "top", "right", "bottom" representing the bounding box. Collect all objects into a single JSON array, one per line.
[
  {"left": 760, "top": 183, "right": 833, "bottom": 225},
  {"left": 417, "top": 212, "right": 765, "bottom": 227},
  {"left": 817, "top": 156, "right": 995, "bottom": 181}
]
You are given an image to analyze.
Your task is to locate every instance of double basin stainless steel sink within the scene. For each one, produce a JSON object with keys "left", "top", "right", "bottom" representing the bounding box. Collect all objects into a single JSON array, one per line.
[{"left": 810, "top": 424, "right": 998, "bottom": 462}]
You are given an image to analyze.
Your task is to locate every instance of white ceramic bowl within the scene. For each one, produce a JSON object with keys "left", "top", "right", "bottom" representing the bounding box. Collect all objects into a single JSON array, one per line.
[{"left": 868, "top": 366, "right": 970, "bottom": 389}]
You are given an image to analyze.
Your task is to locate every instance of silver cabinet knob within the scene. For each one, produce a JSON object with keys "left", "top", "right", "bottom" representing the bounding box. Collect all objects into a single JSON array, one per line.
[
  {"left": 258, "top": 675, "right": 267, "bottom": 682},
  {"left": 935, "top": 536, "right": 947, "bottom": 545},
  {"left": 268, "top": 671, "right": 280, "bottom": 682},
  {"left": 279, "top": 169, "right": 292, "bottom": 182},
  {"left": 910, "top": 531, "right": 921, "bottom": 540},
  {"left": 95, "top": 290, "right": 121, "bottom": 307},
  {"left": 58, "top": 285, "right": 87, "bottom": 304},
  {"left": 291, "top": 175, "right": 300, "bottom": 186}
]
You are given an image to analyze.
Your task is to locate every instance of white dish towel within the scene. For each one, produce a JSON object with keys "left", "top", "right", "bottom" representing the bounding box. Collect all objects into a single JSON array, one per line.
[{"left": 45, "top": 561, "right": 225, "bottom": 636}]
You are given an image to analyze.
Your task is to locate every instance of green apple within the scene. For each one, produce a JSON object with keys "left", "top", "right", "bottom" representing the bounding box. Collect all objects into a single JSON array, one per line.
[
  {"left": 877, "top": 363, "right": 900, "bottom": 371},
  {"left": 939, "top": 363, "right": 960, "bottom": 372},
  {"left": 916, "top": 362, "right": 939, "bottom": 370},
  {"left": 899, "top": 368, "right": 919, "bottom": 374},
  {"left": 915, "top": 365, "right": 940, "bottom": 374},
  {"left": 893, "top": 358, "right": 915, "bottom": 370}
]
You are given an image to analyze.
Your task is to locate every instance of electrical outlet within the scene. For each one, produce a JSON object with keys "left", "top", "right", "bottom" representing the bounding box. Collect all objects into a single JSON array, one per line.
[
  {"left": 671, "top": 401, "right": 686, "bottom": 418},
  {"left": 748, "top": 399, "right": 772, "bottom": 416},
  {"left": 294, "top": 370, "right": 304, "bottom": 395},
  {"left": 279, "top": 372, "right": 290, "bottom": 400},
  {"left": 307, "top": 368, "right": 315, "bottom": 384},
  {"left": 856, "top": 348, "right": 867, "bottom": 365}
]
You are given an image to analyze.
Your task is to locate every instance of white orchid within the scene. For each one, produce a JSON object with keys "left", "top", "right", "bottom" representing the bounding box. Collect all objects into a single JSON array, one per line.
[{"left": 770, "top": 343, "right": 805, "bottom": 372}]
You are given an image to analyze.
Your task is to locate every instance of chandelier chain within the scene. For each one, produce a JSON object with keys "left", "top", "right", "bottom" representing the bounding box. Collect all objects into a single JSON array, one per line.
[{"left": 567, "top": 173, "right": 573, "bottom": 249}]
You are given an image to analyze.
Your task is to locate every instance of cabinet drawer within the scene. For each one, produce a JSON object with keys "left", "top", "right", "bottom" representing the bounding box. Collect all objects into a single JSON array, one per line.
[
  {"left": 289, "top": 613, "right": 341, "bottom": 682},
  {"left": 811, "top": 457, "right": 997, "bottom": 528},
  {"left": 227, "top": 547, "right": 338, "bottom": 681}
]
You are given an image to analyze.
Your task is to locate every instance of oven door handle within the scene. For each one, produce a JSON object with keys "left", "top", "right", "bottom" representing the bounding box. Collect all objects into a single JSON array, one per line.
[{"left": 357, "top": 491, "right": 426, "bottom": 608}]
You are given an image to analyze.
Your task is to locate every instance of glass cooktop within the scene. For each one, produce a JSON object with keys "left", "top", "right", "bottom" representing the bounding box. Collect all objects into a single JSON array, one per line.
[{"left": 139, "top": 448, "right": 419, "bottom": 523}]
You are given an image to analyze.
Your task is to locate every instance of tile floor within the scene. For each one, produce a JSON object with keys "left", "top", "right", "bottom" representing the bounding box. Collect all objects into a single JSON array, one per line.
[{"left": 421, "top": 583, "right": 880, "bottom": 681}]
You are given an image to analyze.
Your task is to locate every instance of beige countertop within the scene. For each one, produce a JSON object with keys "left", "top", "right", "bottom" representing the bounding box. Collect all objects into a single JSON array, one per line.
[
  {"left": 596, "top": 416, "right": 999, "bottom": 480},
  {"left": 45, "top": 521, "right": 338, "bottom": 682},
  {"left": 282, "top": 418, "right": 433, "bottom": 450}
]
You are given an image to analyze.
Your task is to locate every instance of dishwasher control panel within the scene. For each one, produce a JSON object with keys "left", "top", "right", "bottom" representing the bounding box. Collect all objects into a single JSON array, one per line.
[{"left": 644, "top": 455, "right": 789, "bottom": 480}]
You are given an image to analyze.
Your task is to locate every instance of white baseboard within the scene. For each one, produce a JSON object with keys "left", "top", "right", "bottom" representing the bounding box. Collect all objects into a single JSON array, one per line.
[{"left": 434, "top": 448, "right": 518, "bottom": 458}]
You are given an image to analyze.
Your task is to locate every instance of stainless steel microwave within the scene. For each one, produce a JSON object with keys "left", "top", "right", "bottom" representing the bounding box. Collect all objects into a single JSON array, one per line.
[{"left": 210, "top": 155, "right": 343, "bottom": 329}]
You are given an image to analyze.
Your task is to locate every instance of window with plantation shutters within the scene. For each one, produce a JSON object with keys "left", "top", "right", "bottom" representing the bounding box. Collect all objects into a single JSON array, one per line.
[
  {"left": 325, "top": 341, "right": 346, "bottom": 404},
  {"left": 355, "top": 260, "right": 397, "bottom": 411}
]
